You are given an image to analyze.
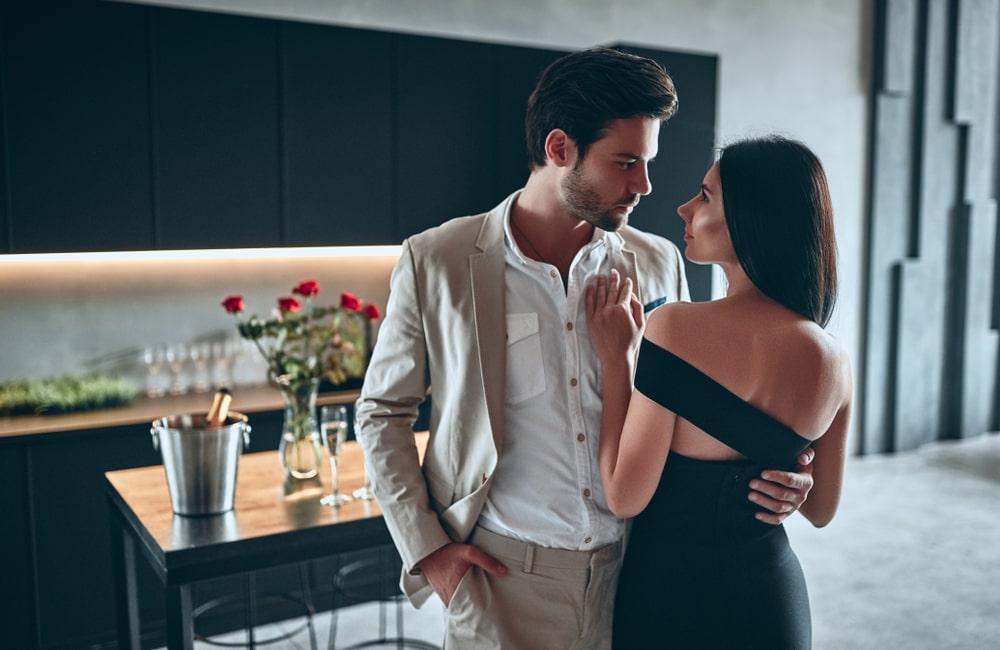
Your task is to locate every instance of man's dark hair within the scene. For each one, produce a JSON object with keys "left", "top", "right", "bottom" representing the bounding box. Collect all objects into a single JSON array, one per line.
[
  {"left": 525, "top": 47, "right": 678, "bottom": 170},
  {"left": 718, "top": 135, "right": 839, "bottom": 327}
]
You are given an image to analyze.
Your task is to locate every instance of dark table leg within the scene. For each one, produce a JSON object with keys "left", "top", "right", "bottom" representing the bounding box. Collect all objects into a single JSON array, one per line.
[
  {"left": 245, "top": 572, "right": 257, "bottom": 649},
  {"left": 165, "top": 583, "right": 194, "bottom": 650},
  {"left": 109, "top": 506, "right": 141, "bottom": 650}
]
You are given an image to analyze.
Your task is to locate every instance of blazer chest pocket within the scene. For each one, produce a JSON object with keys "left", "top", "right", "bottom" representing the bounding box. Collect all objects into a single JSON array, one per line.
[{"left": 505, "top": 313, "right": 546, "bottom": 404}]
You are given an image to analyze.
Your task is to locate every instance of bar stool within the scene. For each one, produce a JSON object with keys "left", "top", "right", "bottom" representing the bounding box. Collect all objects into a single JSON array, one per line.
[
  {"left": 192, "top": 565, "right": 319, "bottom": 649},
  {"left": 328, "top": 545, "right": 440, "bottom": 649}
]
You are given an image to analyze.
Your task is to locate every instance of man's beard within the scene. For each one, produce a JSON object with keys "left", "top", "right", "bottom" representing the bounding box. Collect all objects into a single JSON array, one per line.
[{"left": 562, "top": 164, "right": 636, "bottom": 232}]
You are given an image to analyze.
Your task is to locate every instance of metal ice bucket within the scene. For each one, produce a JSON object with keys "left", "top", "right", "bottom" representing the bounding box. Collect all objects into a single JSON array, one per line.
[{"left": 151, "top": 412, "right": 251, "bottom": 516}]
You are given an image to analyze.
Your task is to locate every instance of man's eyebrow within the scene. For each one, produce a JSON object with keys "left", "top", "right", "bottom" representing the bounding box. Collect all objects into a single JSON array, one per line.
[{"left": 614, "top": 152, "right": 654, "bottom": 161}]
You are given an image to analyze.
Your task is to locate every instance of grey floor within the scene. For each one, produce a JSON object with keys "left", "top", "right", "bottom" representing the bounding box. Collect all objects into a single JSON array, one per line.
[{"left": 169, "top": 431, "right": 1000, "bottom": 649}]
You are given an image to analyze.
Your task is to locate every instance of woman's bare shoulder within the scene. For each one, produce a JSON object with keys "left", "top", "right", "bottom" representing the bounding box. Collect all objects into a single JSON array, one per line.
[
  {"left": 645, "top": 300, "right": 698, "bottom": 344},
  {"left": 779, "top": 323, "right": 854, "bottom": 404}
]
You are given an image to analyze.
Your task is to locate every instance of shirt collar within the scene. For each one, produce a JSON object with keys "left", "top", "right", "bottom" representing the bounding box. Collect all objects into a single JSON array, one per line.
[{"left": 503, "top": 191, "right": 611, "bottom": 265}]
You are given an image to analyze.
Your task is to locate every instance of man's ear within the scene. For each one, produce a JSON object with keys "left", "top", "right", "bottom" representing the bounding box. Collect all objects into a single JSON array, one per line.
[{"left": 544, "top": 129, "right": 577, "bottom": 168}]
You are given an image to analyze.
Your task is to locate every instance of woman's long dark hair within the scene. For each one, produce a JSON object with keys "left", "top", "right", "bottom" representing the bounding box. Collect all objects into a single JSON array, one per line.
[{"left": 718, "top": 135, "right": 838, "bottom": 327}]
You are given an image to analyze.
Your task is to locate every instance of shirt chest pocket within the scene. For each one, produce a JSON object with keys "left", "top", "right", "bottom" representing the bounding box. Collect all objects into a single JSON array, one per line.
[{"left": 505, "top": 313, "right": 546, "bottom": 404}]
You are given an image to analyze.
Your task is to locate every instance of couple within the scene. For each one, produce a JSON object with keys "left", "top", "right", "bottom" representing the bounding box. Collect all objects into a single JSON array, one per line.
[{"left": 355, "top": 46, "right": 851, "bottom": 649}]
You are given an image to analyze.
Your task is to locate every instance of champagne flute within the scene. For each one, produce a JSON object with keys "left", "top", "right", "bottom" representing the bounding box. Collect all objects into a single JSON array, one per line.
[{"left": 320, "top": 406, "right": 352, "bottom": 507}]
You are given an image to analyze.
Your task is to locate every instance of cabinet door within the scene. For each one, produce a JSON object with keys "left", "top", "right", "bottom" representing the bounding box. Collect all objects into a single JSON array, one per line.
[
  {"left": 151, "top": 8, "right": 281, "bottom": 249},
  {"left": 281, "top": 24, "right": 395, "bottom": 245},
  {"left": 29, "top": 426, "right": 164, "bottom": 648},
  {"left": 492, "top": 44, "right": 566, "bottom": 201},
  {"left": 0, "top": 443, "right": 34, "bottom": 648},
  {"left": 395, "top": 35, "right": 498, "bottom": 238},
  {"left": 1, "top": 0, "right": 154, "bottom": 253}
]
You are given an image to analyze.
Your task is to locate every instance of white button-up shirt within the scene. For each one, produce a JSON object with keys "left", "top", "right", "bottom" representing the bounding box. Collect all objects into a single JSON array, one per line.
[{"left": 476, "top": 192, "right": 623, "bottom": 550}]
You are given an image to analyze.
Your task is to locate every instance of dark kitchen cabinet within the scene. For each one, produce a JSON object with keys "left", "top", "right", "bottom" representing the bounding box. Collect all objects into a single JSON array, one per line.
[
  {"left": 491, "top": 45, "right": 566, "bottom": 199},
  {"left": 0, "top": 406, "right": 290, "bottom": 649},
  {"left": 0, "top": 0, "right": 154, "bottom": 253},
  {"left": 395, "top": 35, "right": 500, "bottom": 238},
  {"left": 151, "top": 9, "right": 282, "bottom": 250},
  {"left": 281, "top": 24, "right": 396, "bottom": 246},
  {"left": 0, "top": 444, "right": 34, "bottom": 649},
  {"left": 26, "top": 425, "right": 165, "bottom": 648},
  {"left": 0, "top": 1, "right": 717, "bottom": 299}
]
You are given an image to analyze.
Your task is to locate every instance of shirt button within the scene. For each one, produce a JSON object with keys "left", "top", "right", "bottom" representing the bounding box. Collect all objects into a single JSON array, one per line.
[
  {"left": 566, "top": 322, "right": 574, "bottom": 331},
  {"left": 584, "top": 536, "right": 592, "bottom": 544},
  {"left": 550, "top": 270, "right": 558, "bottom": 279},
  {"left": 570, "top": 378, "right": 578, "bottom": 387},
  {"left": 583, "top": 488, "right": 591, "bottom": 498},
  {"left": 577, "top": 433, "right": 585, "bottom": 442}
]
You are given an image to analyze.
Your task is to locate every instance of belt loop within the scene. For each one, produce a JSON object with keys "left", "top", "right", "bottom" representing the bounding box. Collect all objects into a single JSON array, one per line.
[{"left": 524, "top": 544, "right": 535, "bottom": 574}]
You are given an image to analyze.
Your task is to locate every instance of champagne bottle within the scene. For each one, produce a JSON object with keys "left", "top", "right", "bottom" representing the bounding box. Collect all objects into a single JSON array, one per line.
[{"left": 206, "top": 387, "right": 232, "bottom": 427}]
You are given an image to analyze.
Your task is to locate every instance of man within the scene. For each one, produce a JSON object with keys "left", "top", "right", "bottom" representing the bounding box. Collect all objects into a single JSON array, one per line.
[{"left": 356, "top": 46, "right": 815, "bottom": 649}]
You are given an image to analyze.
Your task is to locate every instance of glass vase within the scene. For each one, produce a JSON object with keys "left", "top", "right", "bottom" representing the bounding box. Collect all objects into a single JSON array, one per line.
[{"left": 277, "top": 378, "right": 323, "bottom": 480}]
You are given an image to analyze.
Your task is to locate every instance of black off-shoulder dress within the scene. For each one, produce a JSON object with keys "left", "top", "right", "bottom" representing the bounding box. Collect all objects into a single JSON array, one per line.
[{"left": 612, "top": 338, "right": 814, "bottom": 649}]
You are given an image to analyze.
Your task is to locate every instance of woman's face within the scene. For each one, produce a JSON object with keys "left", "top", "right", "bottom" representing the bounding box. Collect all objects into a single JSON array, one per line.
[{"left": 676, "top": 162, "right": 736, "bottom": 266}]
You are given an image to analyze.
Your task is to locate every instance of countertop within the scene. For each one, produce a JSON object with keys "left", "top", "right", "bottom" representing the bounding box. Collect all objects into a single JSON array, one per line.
[{"left": 0, "top": 385, "right": 361, "bottom": 439}]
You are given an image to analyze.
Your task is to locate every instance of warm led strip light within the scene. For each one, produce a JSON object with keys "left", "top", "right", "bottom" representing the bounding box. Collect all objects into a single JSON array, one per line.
[{"left": 0, "top": 245, "right": 403, "bottom": 263}]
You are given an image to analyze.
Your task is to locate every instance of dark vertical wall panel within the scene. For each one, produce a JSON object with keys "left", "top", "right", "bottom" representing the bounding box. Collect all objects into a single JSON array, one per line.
[
  {"left": 863, "top": 95, "right": 914, "bottom": 453},
  {"left": 0, "top": 0, "right": 153, "bottom": 253},
  {"left": 152, "top": 9, "right": 281, "bottom": 249},
  {"left": 882, "top": 0, "right": 920, "bottom": 92},
  {"left": 281, "top": 24, "right": 395, "bottom": 245},
  {"left": 897, "top": 0, "right": 960, "bottom": 450},
  {"left": 961, "top": 202, "right": 998, "bottom": 435},
  {"left": 864, "top": 0, "right": 999, "bottom": 453}
]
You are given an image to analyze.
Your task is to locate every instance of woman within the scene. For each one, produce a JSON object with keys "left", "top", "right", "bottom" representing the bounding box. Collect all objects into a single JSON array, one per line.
[{"left": 586, "top": 135, "right": 852, "bottom": 648}]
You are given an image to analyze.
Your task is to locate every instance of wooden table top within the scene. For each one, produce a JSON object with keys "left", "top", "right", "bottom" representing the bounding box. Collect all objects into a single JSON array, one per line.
[{"left": 105, "top": 433, "right": 426, "bottom": 584}]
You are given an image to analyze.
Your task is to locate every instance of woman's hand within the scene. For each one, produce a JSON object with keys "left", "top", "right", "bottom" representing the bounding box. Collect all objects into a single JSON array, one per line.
[{"left": 585, "top": 269, "right": 644, "bottom": 367}]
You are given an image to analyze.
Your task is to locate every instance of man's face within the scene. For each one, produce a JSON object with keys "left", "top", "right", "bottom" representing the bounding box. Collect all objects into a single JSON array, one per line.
[{"left": 560, "top": 116, "right": 660, "bottom": 232}]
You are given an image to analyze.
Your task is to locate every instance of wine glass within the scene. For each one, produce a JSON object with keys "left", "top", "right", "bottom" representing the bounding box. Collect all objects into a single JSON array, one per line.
[
  {"left": 141, "top": 345, "right": 165, "bottom": 398},
  {"left": 165, "top": 344, "right": 189, "bottom": 395},
  {"left": 189, "top": 341, "right": 211, "bottom": 393},
  {"left": 320, "top": 406, "right": 352, "bottom": 507}
]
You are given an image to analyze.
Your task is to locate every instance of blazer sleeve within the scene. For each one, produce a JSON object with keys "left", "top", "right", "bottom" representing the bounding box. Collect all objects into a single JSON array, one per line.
[{"left": 354, "top": 239, "right": 452, "bottom": 602}]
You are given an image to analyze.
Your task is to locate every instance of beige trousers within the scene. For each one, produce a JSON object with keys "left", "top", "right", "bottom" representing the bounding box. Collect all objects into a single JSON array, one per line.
[{"left": 443, "top": 527, "right": 623, "bottom": 650}]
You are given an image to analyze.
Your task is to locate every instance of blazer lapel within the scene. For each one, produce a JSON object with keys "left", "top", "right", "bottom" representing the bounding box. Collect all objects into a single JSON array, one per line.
[{"left": 470, "top": 207, "right": 507, "bottom": 449}]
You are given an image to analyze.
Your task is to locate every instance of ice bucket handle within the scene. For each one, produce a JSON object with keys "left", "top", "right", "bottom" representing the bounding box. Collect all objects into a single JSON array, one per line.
[{"left": 149, "top": 420, "right": 252, "bottom": 451}]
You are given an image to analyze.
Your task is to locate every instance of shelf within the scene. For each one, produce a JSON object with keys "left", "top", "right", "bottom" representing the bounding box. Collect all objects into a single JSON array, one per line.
[{"left": 0, "top": 385, "right": 361, "bottom": 439}]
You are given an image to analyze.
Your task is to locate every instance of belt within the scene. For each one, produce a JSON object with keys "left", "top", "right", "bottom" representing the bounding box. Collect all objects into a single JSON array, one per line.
[{"left": 469, "top": 526, "right": 622, "bottom": 573}]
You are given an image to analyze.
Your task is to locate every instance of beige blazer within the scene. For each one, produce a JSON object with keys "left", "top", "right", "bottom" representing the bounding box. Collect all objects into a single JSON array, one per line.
[{"left": 355, "top": 197, "right": 690, "bottom": 606}]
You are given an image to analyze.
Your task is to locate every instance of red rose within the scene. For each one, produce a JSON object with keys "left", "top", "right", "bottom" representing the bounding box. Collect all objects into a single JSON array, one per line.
[
  {"left": 278, "top": 297, "right": 302, "bottom": 312},
  {"left": 363, "top": 303, "right": 381, "bottom": 320},
  {"left": 222, "top": 295, "right": 244, "bottom": 314},
  {"left": 340, "top": 292, "right": 361, "bottom": 311},
  {"left": 292, "top": 280, "right": 320, "bottom": 297}
]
